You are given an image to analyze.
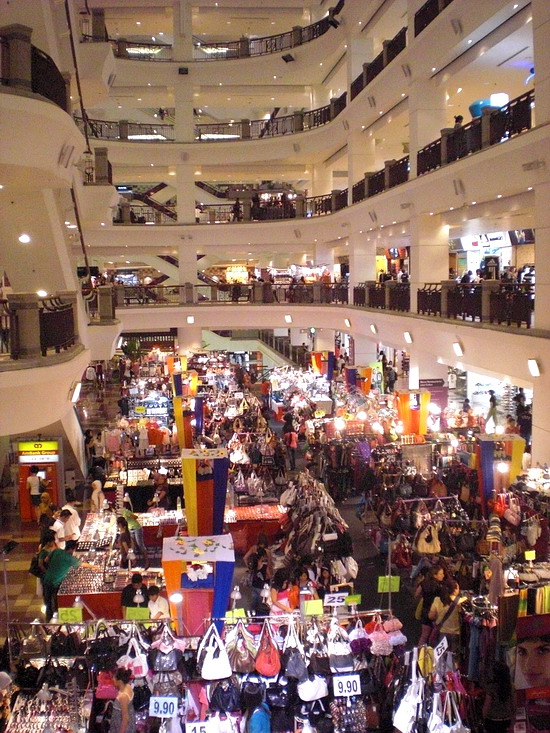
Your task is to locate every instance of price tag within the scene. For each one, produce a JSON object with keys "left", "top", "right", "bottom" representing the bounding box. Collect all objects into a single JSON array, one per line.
[
  {"left": 323, "top": 592, "right": 348, "bottom": 607},
  {"left": 433, "top": 636, "right": 448, "bottom": 663},
  {"left": 58, "top": 607, "right": 83, "bottom": 623},
  {"left": 135, "top": 405, "right": 146, "bottom": 414},
  {"left": 186, "top": 722, "right": 215, "bottom": 733},
  {"left": 332, "top": 674, "right": 361, "bottom": 697},
  {"left": 345, "top": 594, "right": 362, "bottom": 606},
  {"left": 149, "top": 696, "right": 179, "bottom": 719}
]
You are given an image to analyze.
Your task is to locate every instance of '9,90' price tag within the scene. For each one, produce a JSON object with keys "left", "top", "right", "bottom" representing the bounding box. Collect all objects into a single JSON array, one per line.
[
  {"left": 149, "top": 696, "right": 179, "bottom": 718},
  {"left": 332, "top": 674, "right": 361, "bottom": 697}
]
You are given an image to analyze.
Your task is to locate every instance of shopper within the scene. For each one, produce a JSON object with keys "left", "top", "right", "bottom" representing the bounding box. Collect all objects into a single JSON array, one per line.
[
  {"left": 61, "top": 490, "right": 81, "bottom": 541},
  {"left": 36, "top": 491, "right": 54, "bottom": 523},
  {"left": 147, "top": 586, "right": 170, "bottom": 620},
  {"left": 27, "top": 466, "right": 45, "bottom": 520},
  {"left": 415, "top": 564, "right": 446, "bottom": 646},
  {"left": 232, "top": 198, "right": 242, "bottom": 222},
  {"left": 428, "top": 579, "right": 464, "bottom": 651},
  {"left": 482, "top": 662, "right": 515, "bottom": 733},
  {"left": 116, "top": 517, "right": 132, "bottom": 569},
  {"left": 110, "top": 668, "right": 136, "bottom": 733},
  {"left": 51, "top": 509, "right": 74, "bottom": 549},
  {"left": 122, "top": 499, "right": 150, "bottom": 569},
  {"left": 121, "top": 572, "right": 149, "bottom": 611},
  {"left": 316, "top": 566, "right": 332, "bottom": 601},
  {"left": 385, "top": 362, "right": 397, "bottom": 393},
  {"left": 283, "top": 427, "right": 298, "bottom": 470},
  {"left": 486, "top": 389, "right": 499, "bottom": 428},
  {"left": 42, "top": 539, "right": 80, "bottom": 621},
  {"left": 90, "top": 479, "right": 105, "bottom": 513},
  {"left": 269, "top": 569, "right": 294, "bottom": 616}
]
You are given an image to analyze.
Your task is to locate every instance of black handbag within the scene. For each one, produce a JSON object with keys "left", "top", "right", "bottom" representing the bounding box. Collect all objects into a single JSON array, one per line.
[
  {"left": 37, "top": 658, "right": 68, "bottom": 688},
  {"left": 67, "top": 658, "right": 89, "bottom": 689},
  {"left": 149, "top": 647, "right": 182, "bottom": 673},
  {"left": 86, "top": 626, "right": 119, "bottom": 670},
  {"left": 210, "top": 678, "right": 241, "bottom": 713},
  {"left": 14, "top": 660, "right": 40, "bottom": 689},
  {"left": 133, "top": 680, "right": 152, "bottom": 711},
  {"left": 284, "top": 648, "right": 308, "bottom": 681}
]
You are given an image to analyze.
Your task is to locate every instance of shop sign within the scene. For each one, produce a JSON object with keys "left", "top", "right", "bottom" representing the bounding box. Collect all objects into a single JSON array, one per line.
[
  {"left": 419, "top": 379, "right": 445, "bottom": 388},
  {"left": 333, "top": 674, "right": 361, "bottom": 697},
  {"left": 18, "top": 441, "right": 59, "bottom": 455}
]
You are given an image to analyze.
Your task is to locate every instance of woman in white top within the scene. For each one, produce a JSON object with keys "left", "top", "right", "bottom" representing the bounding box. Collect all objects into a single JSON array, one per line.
[{"left": 90, "top": 480, "right": 105, "bottom": 513}]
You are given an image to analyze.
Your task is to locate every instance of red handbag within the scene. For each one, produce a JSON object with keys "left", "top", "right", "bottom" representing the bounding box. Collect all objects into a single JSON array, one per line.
[{"left": 254, "top": 621, "right": 281, "bottom": 677}]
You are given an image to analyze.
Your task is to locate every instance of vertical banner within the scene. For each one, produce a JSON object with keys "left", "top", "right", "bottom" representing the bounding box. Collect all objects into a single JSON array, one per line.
[
  {"left": 182, "top": 457, "right": 198, "bottom": 535},
  {"left": 212, "top": 457, "right": 230, "bottom": 535},
  {"left": 478, "top": 438, "right": 495, "bottom": 517},
  {"left": 181, "top": 449, "right": 229, "bottom": 537},
  {"left": 194, "top": 396, "right": 204, "bottom": 435},
  {"left": 212, "top": 561, "right": 235, "bottom": 633},
  {"left": 344, "top": 366, "right": 357, "bottom": 388},
  {"left": 311, "top": 352, "right": 322, "bottom": 374},
  {"left": 326, "top": 351, "right": 335, "bottom": 382}
]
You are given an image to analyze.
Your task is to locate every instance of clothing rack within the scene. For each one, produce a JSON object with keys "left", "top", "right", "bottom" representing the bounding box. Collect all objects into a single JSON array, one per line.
[{"left": 399, "top": 495, "right": 460, "bottom": 504}]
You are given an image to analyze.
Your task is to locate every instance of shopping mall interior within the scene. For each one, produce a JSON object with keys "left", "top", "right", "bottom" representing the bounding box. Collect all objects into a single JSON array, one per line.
[{"left": 1, "top": 0, "right": 550, "bottom": 731}]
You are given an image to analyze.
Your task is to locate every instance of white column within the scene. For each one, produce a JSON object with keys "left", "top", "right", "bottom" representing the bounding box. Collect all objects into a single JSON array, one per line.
[
  {"left": 409, "top": 213, "right": 449, "bottom": 312},
  {"left": 532, "top": 0, "right": 550, "bottom": 126},
  {"left": 348, "top": 231, "right": 376, "bottom": 288},
  {"left": 352, "top": 338, "right": 378, "bottom": 367},
  {"left": 178, "top": 241, "right": 198, "bottom": 284},
  {"left": 175, "top": 164, "right": 196, "bottom": 225},
  {"left": 177, "top": 326, "right": 202, "bottom": 354},
  {"left": 174, "top": 79, "right": 194, "bottom": 143},
  {"left": 531, "top": 383, "right": 549, "bottom": 465},
  {"left": 533, "top": 182, "right": 550, "bottom": 330},
  {"left": 311, "top": 163, "right": 332, "bottom": 196},
  {"left": 346, "top": 36, "right": 374, "bottom": 82},
  {"left": 408, "top": 350, "right": 448, "bottom": 390},
  {"left": 315, "top": 242, "right": 334, "bottom": 270},
  {"left": 407, "top": 77, "right": 447, "bottom": 177},
  {"left": 347, "top": 129, "right": 376, "bottom": 205},
  {"left": 314, "top": 329, "right": 335, "bottom": 352},
  {"left": 172, "top": 0, "right": 193, "bottom": 60}
]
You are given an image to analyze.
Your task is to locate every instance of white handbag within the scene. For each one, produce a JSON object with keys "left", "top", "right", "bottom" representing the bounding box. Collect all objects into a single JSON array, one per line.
[
  {"left": 442, "top": 692, "right": 470, "bottom": 733},
  {"left": 394, "top": 649, "right": 425, "bottom": 733},
  {"left": 297, "top": 674, "right": 329, "bottom": 701},
  {"left": 427, "top": 691, "right": 445, "bottom": 733},
  {"left": 117, "top": 638, "right": 149, "bottom": 679},
  {"left": 197, "top": 624, "right": 232, "bottom": 680},
  {"left": 344, "top": 556, "right": 358, "bottom": 579}
]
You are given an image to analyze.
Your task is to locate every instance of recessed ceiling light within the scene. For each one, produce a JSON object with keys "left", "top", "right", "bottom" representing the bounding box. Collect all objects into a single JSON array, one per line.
[
  {"left": 471, "top": 201, "right": 477, "bottom": 205},
  {"left": 497, "top": 194, "right": 502, "bottom": 198},
  {"left": 187, "top": 315, "right": 195, "bottom": 324},
  {"left": 528, "top": 186, "right": 533, "bottom": 191},
  {"left": 467, "top": 39, "right": 472, "bottom": 44},
  {"left": 126, "top": 260, "right": 130, "bottom": 264},
  {"left": 100, "top": 222, "right": 105, "bottom": 226},
  {"left": 403, "top": 331, "right": 413, "bottom": 344},
  {"left": 18, "top": 233, "right": 31, "bottom": 243},
  {"left": 457, "top": 87, "right": 463, "bottom": 93},
  {"left": 284, "top": 314, "right": 293, "bottom": 324},
  {"left": 432, "top": 67, "right": 436, "bottom": 72},
  {"left": 159, "top": 32, "right": 164, "bottom": 36},
  {"left": 0, "top": 185, "right": 4, "bottom": 189},
  {"left": 36, "top": 290, "right": 47, "bottom": 298},
  {"left": 108, "top": 261, "right": 113, "bottom": 264},
  {"left": 429, "top": 212, "right": 434, "bottom": 216},
  {"left": 450, "top": 207, "right": 454, "bottom": 210},
  {"left": 370, "top": 324, "right": 377, "bottom": 334},
  {"left": 136, "top": 21, "right": 141, "bottom": 25},
  {"left": 344, "top": 318, "right": 351, "bottom": 328},
  {"left": 137, "top": 98, "right": 142, "bottom": 101},
  {"left": 392, "top": 221, "right": 396, "bottom": 224}
]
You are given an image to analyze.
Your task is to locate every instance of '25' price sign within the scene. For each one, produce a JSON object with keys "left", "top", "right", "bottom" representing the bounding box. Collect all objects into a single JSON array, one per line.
[
  {"left": 333, "top": 674, "right": 361, "bottom": 697},
  {"left": 149, "top": 696, "right": 179, "bottom": 718}
]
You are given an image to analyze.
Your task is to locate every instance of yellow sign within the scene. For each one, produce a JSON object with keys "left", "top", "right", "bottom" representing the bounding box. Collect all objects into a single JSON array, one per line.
[
  {"left": 58, "top": 607, "right": 83, "bottom": 623},
  {"left": 134, "top": 406, "right": 146, "bottom": 414},
  {"left": 18, "top": 441, "right": 59, "bottom": 455}
]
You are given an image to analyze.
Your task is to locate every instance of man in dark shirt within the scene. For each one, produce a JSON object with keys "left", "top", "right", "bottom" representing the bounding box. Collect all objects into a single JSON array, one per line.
[{"left": 121, "top": 572, "right": 149, "bottom": 613}]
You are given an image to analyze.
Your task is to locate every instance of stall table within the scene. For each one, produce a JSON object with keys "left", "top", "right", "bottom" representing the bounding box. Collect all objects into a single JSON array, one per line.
[{"left": 225, "top": 504, "right": 286, "bottom": 554}]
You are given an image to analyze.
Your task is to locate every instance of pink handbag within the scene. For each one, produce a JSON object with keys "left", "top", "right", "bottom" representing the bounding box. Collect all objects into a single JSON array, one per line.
[{"left": 96, "top": 670, "right": 117, "bottom": 699}]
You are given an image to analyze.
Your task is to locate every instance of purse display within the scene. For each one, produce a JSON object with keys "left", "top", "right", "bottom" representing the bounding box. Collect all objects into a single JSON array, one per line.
[
  {"left": 255, "top": 621, "right": 281, "bottom": 678},
  {"left": 197, "top": 623, "right": 232, "bottom": 680}
]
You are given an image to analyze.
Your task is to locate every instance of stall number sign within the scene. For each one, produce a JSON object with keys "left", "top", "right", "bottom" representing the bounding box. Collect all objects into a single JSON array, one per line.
[
  {"left": 323, "top": 592, "right": 348, "bottom": 607},
  {"left": 58, "top": 607, "right": 83, "bottom": 623},
  {"left": 149, "top": 696, "right": 179, "bottom": 718},
  {"left": 333, "top": 674, "right": 361, "bottom": 697}
]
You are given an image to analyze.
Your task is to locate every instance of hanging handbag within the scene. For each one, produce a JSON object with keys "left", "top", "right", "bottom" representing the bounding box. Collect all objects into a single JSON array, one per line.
[
  {"left": 226, "top": 622, "right": 257, "bottom": 674},
  {"left": 96, "top": 670, "right": 118, "bottom": 700},
  {"left": 132, "top": 679, "right": 152, "bottom": 711},
  {"left": 394, "top": 649, "right": 425, "bottom": 733},
  {"left": 297, "top": 674, "right": 329, "bottom": 702},
  {"left": 368, "top": 621, "right": 393, "bottom": 657},
  {"left": 197, "top": 623, "right": 232, "bottom": 680},
  {"left": 503, "top": 496, "right": 521, "bottom": 526},
  {"left": 255, "top": 621, "right": 281, "bottom": 678},
  {"left": 118, "top": 638, "right": 149, "bottom": 679},
  {"left": 210, "top": 678, "right": 242, "bottom": 713},
  {"left": 416, "top": 524, "right": 441, "bottom": 554},
  {"left": 327, "top": 620, "right": 353, "bottom": 673},
  {"left": 68, "top": 658, "right": 90, "bottom": 689},
  {"left": 282, "top": 617, "right": 308, "bottom": 682}
]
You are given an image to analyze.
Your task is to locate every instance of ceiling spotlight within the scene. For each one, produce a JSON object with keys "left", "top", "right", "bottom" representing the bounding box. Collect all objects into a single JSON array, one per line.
[
  {"left": 403, "top": 331, "right": 413, "bottom": 344},
  {"left": 370, "top": 324, "right": 378, "bottom": 335},
  {"left": 527, "top": 358, "right": 540, "bottom": 377},
  {"left": 344, "top": 318, "right": 351, "bottom": 328},
  {"left": 187, "top": 315, "right": 195, "bottom": 324},
  {"left": 36, "top": 290, "right": 47, "bottom": 298},
  {"left": 284, "top": 314, "right": 293, "bottom": 324},
  {"left": 18, "top": 233, "right": 31, "bottom": 243},
  {"left": 452, "top": 341, "right": 464, "bottom": 357}
]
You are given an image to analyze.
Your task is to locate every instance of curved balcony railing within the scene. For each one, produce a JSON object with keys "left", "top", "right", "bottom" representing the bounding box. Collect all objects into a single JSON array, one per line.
[
  {"left": 0, "top": 300, "right": 11, "bottom": 356},
  {"left": 81, "top": 15, "right": 334, "bottom": 62},
  {"left": 74, "top": 95, "right": 345, "bottom": 144},
  {"left": 414, "top": 0, "right": 455, "bottom": 37},
  {"left": 108, "top": 281, "right": 535, "bottom": 331},
  {"left": 350, "top": 26, "right": 407, "bottom": 101},
  {"left": 39, "top": 297, "right": 76, "bottom": 356}
]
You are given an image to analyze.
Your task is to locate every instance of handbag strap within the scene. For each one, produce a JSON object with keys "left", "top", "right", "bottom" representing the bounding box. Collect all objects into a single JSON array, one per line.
[{"left": 435, "top": 596, "right": 460, "bottom": 633}]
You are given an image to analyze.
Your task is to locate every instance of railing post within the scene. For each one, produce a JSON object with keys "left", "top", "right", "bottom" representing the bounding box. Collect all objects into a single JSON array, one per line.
[
  {"left": 481, "top": 106, "right": 497, "bottom": 149},
  {"left": 313, "top": 283, "right": 322, "bottom": 304},
  {"left": 242, "top": 199, "right": 252, "bottom": 221},
  {"left": 362, "top": 62, "right": 369, "bottom": 89},
  {"left": 94, "top": 147, "right": 110, "bottom": 184},
  {"left": 116, "top": 39, "right": 129, "bottom": 58},
  {"left": 241, "top": 119, "right": 251, "bottom": 140},
  {"left": 383, "top": 160, "right": 395, "bottom": 190},
  {"left": 91, "top": 8, "right": 106, "bottom": 41},
  {"left": 114, "top": 285, "right": 125, "bottom": 306},
  {"left": 364, "top": 171, "right": 375, "bottom": 198},
  {"left": 293, "top": 111, "right": 304, "bottom": 132},
  {"left": 292, "top": 26, "right": 302, "bottom": 47},
  {"left": 253, "top": 282, "right": 263, "bottom": 303},
  {"left": 119, "top": 120, "right": 129, "bottom": 140},
  {"left": 331, "top": 189, "right": 339, "bottom": 212},
  {"left": 364, "top": 280, "right": 377, "bottom": 307},
  {"left": 329, "top": 97, "right": 339, "bottom": 120},
  {"left": 238, "top": 37, "right": 249, "bottom": 58},
  {"left": 437, "top": 0, "right": 447, "bottom": 11},
  {"left": 184, "top": 282, "right": 196, "bottom": 304},
  {"left": 0, "top": 24, "right": 33, "bottom": 91},
  {"left": 7, "top": 293, "right": 41, "bottom": 358},
  {"left": 481, "top": 280, "right": 501, "bottom": 323},
  {"left": 382, "top": 39, "right": 390, "bottom": 67},
  {"left": 295, "top": 195, "right": 305, "bottom": 218},
  {"left": 385, "top": 280, "right": 396, "bottom": 309},
  {"left": 440, "top": 128, "right": 453, "bottom": 165},
  {"left": 61, "top": 72, "right": 72, "bottom": 114},
  {"left": 440, "top": 280, "right": 455, "bottom": 319},
  {"left": 120, "top": 200, "right": 131, "bottom": 223},
  {"left": 97, "top": 285, "right": 115, "bottom": 321},
  {"left": 56, "top": 291, "right": 80, "bottom": 343}
]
